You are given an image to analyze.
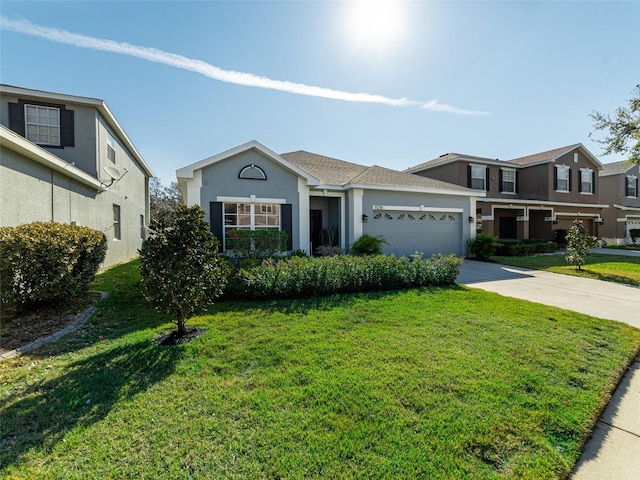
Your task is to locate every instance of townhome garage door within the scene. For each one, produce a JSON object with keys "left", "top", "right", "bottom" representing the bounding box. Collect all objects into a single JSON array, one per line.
[{"left": 365, "top": 211, "right": 463, "bottom": 257}]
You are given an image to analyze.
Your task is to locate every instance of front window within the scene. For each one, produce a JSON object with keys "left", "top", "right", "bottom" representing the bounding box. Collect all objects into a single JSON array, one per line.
[
  {"left": 470, "top": 165, "right": 486, "bottom": 190},
  {"left": 501, "top": 169, "right": 516, "bottom": 193},
  {"left": 224, "top": 202, "right": 280, "bottom": 238},
  {"left": 25, "top": 104, "right": 60, "bottom": 146},
  {"left": 580, "top": 168, "right": 593, "bottom": 194},
  {"left": 627, "top": 176, "right": 638, "bottom": 197},
  {"left": 556, "top": 165, "right": 570, "bottom": 192},
  {"left": 107, "top": 133, "right": 117, "bottom": 163}
]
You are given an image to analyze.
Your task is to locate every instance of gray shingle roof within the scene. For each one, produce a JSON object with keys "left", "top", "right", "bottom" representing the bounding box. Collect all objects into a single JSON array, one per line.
[
  {"left": 281, "top": 150, "right": 476, "bottom": 193},
  {"left": 404, "top": 153, "right": 497, "bottom": 173},
  {"left": 507, "top": 144, "right": 581, "bottom": 166},
  {"left": 600, "top": 160, "right": 634, "bottom": 176}
]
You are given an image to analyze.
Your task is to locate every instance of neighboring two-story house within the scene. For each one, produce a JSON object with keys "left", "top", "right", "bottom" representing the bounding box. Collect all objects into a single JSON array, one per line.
[
  {"left": 599, "top": 161, "right": 640, "bottom": 245},
  {"left": 406, "top": 144, "right": 607, "bottom": 241},
  {"left": 0, "top": 84, "right": 154, "bottom": 268}
]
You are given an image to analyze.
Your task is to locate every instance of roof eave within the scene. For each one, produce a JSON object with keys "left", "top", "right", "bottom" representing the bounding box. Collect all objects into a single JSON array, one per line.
[{"left": 344, "top": 182, "right": 485, "bottom": 197}]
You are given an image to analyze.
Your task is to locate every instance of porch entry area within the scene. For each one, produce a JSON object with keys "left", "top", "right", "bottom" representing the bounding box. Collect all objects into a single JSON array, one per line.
[{"left": 309, "top": 196, "right": 341, "bottom": 254}]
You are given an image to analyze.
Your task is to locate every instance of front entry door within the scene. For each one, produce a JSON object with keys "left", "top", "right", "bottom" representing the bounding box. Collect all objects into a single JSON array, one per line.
[
  {"left": 499, "top": 217, "right": 517, "bottom": 239},
  {"left": 310, "top": 210, "right": 323, "bottom": 252}
]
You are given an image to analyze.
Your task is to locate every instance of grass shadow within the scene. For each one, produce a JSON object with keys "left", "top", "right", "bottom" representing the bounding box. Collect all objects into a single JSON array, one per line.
[{"left": 0, "top": 339, "right": 181, "bottom": 471}]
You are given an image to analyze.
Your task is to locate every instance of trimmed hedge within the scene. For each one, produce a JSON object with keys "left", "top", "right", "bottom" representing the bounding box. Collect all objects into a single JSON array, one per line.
[
  {"left": 495, "top": 239, "right": 559, "bottom": 256},
  {"left": 235, "top": 253, "right": 462, "bottom": 300},
  {"left": 0, "top": 222, "right": 107, "bottom": 307}
]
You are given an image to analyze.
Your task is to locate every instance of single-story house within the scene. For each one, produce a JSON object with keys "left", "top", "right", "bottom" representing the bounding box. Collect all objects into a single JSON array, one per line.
[{"left": 176, "top": 141, "right": 482, "bottom": 257}]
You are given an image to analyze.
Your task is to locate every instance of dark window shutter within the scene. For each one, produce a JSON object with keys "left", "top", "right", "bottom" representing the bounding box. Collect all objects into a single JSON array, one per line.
[
  {"left": 467, "top": 165, "right": 472, "bottom": 188},
  {"left": 60, "top": 109, "right": 74, "bottom": 147},
  {"left": 8, "top": 102, "right": 25, "bottom": 136},
  {"left": 209, "top": 202, "right": 224, "bottom": 248},
  {"left": 636, "top": 178, "right": 639, "bottom": 197},
  {"left": 568, "top": 168, "right": 572, "bottom": 191},
  {"left": 499, "top": 169, "right": 504, "bottom": 192},
  {"left": 553, "top": 167, "right": 558, "bottom": 190},
  {"left": 578, "top": 172, "right": 582, "bottom": 192},
  {"left": 281, "top": 204, "right": 293, "bottom": 251},
  {"left": 625, "top": 178, "right": 630, "bottom": 197},
  {"left": 514, "top": 171, "right": 519, "bottom": 193},
  {"left": 592, "top": 171, "right": 596, "bottom": 194},
  {"left": 485, "top": 167, "right": 490, "bottom": 191}
]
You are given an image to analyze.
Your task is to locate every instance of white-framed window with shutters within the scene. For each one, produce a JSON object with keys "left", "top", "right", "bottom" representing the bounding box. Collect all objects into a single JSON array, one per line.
[
  {"left": 223, "top": 202, "right": 280, "bottom": 238},
  {"left": 470, "top": 165, "right": 487, "bottom": 190},
  {"left": 25, "top": 104, "right": 60, "bottom": 146},
  {"left": 556, "top": 165, "right": 570, "bottom": 192},
  {"left": 500, "top": 168, "right": 516, "bottom": 194},
  {"left": 627, "top": 175, "right": 638, "bottom": 198},
  {"left": 580, "top": 168, "right": 594, "bottom": 194}
]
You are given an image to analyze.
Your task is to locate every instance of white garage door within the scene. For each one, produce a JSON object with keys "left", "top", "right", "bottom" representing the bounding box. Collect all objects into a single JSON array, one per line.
[{"left": 365, "top": 211, "right": 463, "bottom": 257}]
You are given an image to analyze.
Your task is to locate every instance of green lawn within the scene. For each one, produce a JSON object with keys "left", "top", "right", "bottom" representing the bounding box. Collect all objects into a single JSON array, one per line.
[
  {"left": 1, "top": 261, "right": 639, "bottom": 479},
  {"left": 492, "top": 254, "right": 640, "bottom": 286}
]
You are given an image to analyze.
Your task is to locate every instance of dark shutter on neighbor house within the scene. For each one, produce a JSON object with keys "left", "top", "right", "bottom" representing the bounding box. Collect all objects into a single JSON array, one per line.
[
  {"left": 568, "top": 168, "right": 572, "bottom": 191},
  {"left": 514, "top": 171, "right": 519, "bottom": 193},
  {"left": 210, "top": 202, "right": 224, "bottom": 247},
  {"left": 499, "top": 169, "right": 503, "bottom": 192},
  {"left": 8, "top": 103, "right": 25, "bottom": 136},
  {"left": 636, "top": 178, "right": 639, "bottom": 197},
  {"left": 485, "top": 167, "right": 490, "bottom": 191},
  {"left": 625, "top": 178, "right": 630, "bottom": 197},
  {"left": 281, "top": 204, "right": 293, "bottom": 251},
  {"left": 60, "top": 109, "right": 75, "bottom": 147},
  {"left": 553, "top": 167, "right": 558, "bottom": 190},
  {"left": 578, "top": 172, "right": 582, "bottom": 192},
  {"left": 592, "top": 171, "right": 596, "bottom": 194},
  {"left": 467, "top": 165, "right": 472, "bottom": 188}
]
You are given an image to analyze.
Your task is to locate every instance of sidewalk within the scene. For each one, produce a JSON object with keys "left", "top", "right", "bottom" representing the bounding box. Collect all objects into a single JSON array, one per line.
[{"left": 457, "top": 260, "right": 640, "bottom": 479}]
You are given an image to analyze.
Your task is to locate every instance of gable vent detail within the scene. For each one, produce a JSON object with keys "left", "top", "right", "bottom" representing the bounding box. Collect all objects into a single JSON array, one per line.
[{"left": 239, "top": 164, "right": 267, "bottom": 180}]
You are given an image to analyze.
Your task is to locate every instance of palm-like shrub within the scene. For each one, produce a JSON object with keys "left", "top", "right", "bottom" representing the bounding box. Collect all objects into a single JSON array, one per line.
[
  {"left": 350, "top": 234, "right": 388, "bottom": 256},
  {"left": 139, "top": 204, "right": 229, "bottom": 333}
]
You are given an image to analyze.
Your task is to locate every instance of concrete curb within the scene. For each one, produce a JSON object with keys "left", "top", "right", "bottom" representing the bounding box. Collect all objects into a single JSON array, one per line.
[{"left": 0, "top": 291, "right": 108, "bottom": 361}]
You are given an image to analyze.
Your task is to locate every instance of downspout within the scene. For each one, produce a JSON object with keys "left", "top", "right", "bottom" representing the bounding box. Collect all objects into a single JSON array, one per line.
[{"left": 51, "top": 168, "right": 54, "bottom": 221}]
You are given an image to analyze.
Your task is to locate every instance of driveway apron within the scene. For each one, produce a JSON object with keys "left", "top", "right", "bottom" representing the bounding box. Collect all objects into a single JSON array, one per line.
[{"left": 457, "top": 259, "right": 640, "bottom": 479}]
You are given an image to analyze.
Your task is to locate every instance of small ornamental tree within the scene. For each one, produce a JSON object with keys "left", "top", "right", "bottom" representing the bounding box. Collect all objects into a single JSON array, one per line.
[
  {"left": 139, "top": 204, "right": 229, "bottom": 334},
  {"left": 565, "top": 220, "right": 597, "bottom": 270}
]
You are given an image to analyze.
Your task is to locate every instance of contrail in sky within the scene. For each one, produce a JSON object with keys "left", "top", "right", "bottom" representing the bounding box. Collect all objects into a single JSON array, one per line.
[{"left": 1, "top": 16, "right": 489, "bottom": 115}]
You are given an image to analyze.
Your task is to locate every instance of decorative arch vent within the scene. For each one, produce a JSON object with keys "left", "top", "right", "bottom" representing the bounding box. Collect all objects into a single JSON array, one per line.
[{"left": 239, "top": 164, "right": 267, "bottom": 180}]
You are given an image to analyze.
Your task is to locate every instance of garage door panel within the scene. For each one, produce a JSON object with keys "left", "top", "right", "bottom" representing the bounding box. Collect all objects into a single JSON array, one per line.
[{"left": 365, "top": 211, "right": 462, "bottom": 257}]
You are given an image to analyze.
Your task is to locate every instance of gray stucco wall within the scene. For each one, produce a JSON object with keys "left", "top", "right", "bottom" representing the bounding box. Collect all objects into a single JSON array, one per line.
[{"left": 198, "top": 150, "right": 302, "bottom": 249}]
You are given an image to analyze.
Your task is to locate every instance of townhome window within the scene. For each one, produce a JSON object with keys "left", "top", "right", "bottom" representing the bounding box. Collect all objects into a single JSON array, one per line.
[
  {"left": 627, "top": 176, "right": 638, "bottom": 198},
  {"left": 113, "top": 204, "right": 121, "bottom": 240},
  {"left": 469, "top": 165, "right": 487, "bottom": 190},
  {"left": 500, "top": 169, "right": 516, "bottom": 194},
  {"left": 224, "top": 202, "right": 280, "bottom": 238},
  {"left": 107, "top": 133, "right": 117, "bottom": 163},
  {"left": 140, "top": 214, "right": 145, "bottom": 240},
  {"left": 555, "top": 165, "right": 570, "bottom": 192},
  {"left": 579, "top": 168, "right": 594, "bottom": 194},
  {"left": 25, "top": 104, "right": 60, "bottom": 146}
]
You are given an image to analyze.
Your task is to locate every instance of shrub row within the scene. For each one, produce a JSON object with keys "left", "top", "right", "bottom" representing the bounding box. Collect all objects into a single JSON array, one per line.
[
  {"left": 495, "top": 239, "right": 559, "bottom": 256},
  {"left": 0, "top": 222, "right": 107, "bottom": 308},
  {"left": 233, "top": 253, "right": 462, "bottom": 300}
]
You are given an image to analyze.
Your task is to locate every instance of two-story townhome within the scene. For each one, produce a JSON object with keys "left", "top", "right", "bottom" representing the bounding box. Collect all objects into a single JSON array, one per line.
[
  {"left": 599, "top": 161, "right": 640, "bottom": 245},
  {"left": 0, "top": 84, "right": 154, "bottom": 268},
  {"left": 406, "top": 144, "right": 607, "bottom": 241}
]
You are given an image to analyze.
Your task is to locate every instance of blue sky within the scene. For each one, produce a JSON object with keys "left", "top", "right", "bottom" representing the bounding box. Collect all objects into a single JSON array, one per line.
[{"left": 1, "top": 1, "right": 639, "bottom": 185}]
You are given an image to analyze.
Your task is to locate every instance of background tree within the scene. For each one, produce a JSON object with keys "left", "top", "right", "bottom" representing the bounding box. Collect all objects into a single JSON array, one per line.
[
  {"left": 565, "top": 220, "right": 597, "bottom": 270},
  {"left": 590, "top": 84, "right": 640, "bottom": 165},
  {"left": 149, "top": 178, "right": 182, "bottom": 225},
  {"left": 139, "top": 204, "right": 229, "bottom": 335}
]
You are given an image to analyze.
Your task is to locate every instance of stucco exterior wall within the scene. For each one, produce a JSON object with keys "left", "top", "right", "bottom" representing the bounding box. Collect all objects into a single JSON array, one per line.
[{"left": 599, "top": 164, "right": 640, "bottom": 244}]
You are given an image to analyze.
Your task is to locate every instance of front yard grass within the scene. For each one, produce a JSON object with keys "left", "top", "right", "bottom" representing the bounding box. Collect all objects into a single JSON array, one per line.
[
  {"left": 1, "top": 260, "right": 639, "bottom": 479},
  {"left": 492, "top": 253, "right": 640, "bottom": 286}
]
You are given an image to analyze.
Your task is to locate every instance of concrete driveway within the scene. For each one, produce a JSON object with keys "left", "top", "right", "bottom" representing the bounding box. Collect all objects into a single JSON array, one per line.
[{"left": 457, "top": 259, "right": 640, "bottom": 479}]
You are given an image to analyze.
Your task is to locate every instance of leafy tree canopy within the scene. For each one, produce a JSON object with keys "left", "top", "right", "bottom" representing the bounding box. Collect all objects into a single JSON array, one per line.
[
  {"left": 590, "top": 84, "right": 640, "bottom": 165},
  {"left": 150, "top": 178, "right": 182, "bottom": 225}
]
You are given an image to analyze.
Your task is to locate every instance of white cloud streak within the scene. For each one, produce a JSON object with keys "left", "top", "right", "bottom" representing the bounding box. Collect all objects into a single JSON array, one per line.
[{"left": 1, "top": 16, "right": 489, "bottom": 115}]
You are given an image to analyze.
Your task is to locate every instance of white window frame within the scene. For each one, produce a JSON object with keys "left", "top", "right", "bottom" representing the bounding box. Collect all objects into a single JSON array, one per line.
[
  {"left": 501, "top": 168, "right": 516, "bottom": 194},
  {"left": 556, "top": 165, "right": 570, "bottom": 192},
  {"left": 25, "top": 104, "right": 60, "bottom": 146},
  {"left": 470, "top": 165, "right": 486, "bottom": 191},
  {"left": 107, "top": 132, "right": 117, "bottom": 163},
  {"left": 113, "top": 204, "right": 121, "bottom": 240},
  {"left": 580, "top": 168, "right": 593, "bottom": 194},
  {"left": 627, "top": 175, "right": 638, "bottom": 198}
]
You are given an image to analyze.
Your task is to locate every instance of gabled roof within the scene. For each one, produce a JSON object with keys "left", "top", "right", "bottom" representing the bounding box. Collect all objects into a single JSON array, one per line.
[
  {"left": 0, "top": 84, "right": 153, "bottom": 177},
  {"left": 176, "top": 140, "right": 321, "bottom": 185},
  {"left": 600, "top": 160, "right": 637, "bottom": 177},
  {"left": 282, "top": 150, "right": 479, "bottom": 196},
  {"left": 406, "top": 143, "right": 603, "bottom": 173},
  {"left": 0, "top": 125, "right": 105, "bottom": 191}
]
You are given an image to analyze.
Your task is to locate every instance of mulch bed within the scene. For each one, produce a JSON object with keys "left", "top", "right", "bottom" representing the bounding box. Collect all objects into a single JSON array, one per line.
[
  {"left": 153, "top": 327, "right": 207, "bottom": 346},
  {"left": 0, "top": 292, "right": 103, "bottom": 354}
]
